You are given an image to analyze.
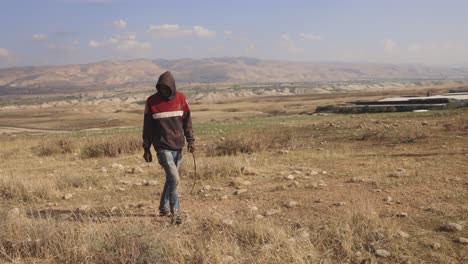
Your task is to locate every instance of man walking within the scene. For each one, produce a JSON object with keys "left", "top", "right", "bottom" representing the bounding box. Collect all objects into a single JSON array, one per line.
[{"left": 142, "top": 71, "right": 195, "bottom": 225}]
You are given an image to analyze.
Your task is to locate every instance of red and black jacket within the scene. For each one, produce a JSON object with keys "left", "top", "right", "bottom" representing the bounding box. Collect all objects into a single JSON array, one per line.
[{"left": 142, "top": 71, "right": 194, "bottom": 151}]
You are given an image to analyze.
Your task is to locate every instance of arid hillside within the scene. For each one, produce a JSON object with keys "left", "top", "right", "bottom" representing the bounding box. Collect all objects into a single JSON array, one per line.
[{"left": 1, "top": 58, "right": 467, "bottom": 94}]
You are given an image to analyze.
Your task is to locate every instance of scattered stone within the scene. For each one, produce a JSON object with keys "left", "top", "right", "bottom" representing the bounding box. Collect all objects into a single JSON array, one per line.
[
  {"left": 278, "top": 150, "right": 289, "bottom": 154},
  {"left": 249, "top": 205, "right": 259, "bottom": 211},
  {"left": 204, "top": 185, "right": 212, "bottom": 191},
  {"left": 119, "top": 180, "right": 132, "bottom": 185},
  {"left": 389, "top": 168, "right": 408, "bottom": 178},
  {"left": 334, "top": 202, "right": 346, "bottom": 206},
  {"left": 397, "top": 231, "right": 410, "bottom": 238},
  {"left": 309, "top": 170, "right": 319, "bottom": 176},
  {"left": 222, "top": 219, "right": 233, "bottom": 226},
  {"left": 349, "top": 177, "right": 365, "bottom": 183},
  {"left": 141, "top": 179, "right": 148, "bottom": 186},
  {"left": 63, "top": 193, "right": 73, "bottom": 200},
  {"left": 241, "top": 167, "right": 258, "bottom": 175},
  {"left": 135, "top": 166, "right": 144, "bottom": 173},
  {"left": 241, "top": 181, "right": 252, "bottom": 186},
  {"left": 384, "top": 196, "right": 392, "bottom": 203},
  {"left": 440, "top": 223, "right": 463, "bottom": 232},
  {"left": 148, "top": 180, "right": 157, "bottom": 186},
  {"left": 118, "top": 188, "right": 126, "bottom": 192},
  {"left": 266, "top": 209, "right": 280, "bottom": 216},
  {"left": 286, "top": 201, "right": 298, "bottom": 208},
  {"left": 431, "top": 242, "right": 441, "bottom": 249},
  {"left": 422, "top": 121, "right": 429, "bottom": 126},
  {"left": 293, "top": 170, "right": 301, "bottom": 175},
  {"left": 220, "top": 195, "right": 228, "bottom": 200},
  {"left": 110, "top": 206, "right": 118, "bottom": 212},
  {"left": 111, "top": 163, "right": 125, "bottom": 170},
  {"left": 78, "top": 205, "right": 90, "bottom": 212},
  {"left": 457, "top": 237, "right": 468, "bottom": 244},
  {"left": 375, "top": 249, "right": 391, "bottom": 258},
  {"left": 314, "top": 199, "right": 323, "bottom": 203},
  {"left": 322, "top": 171, "right": 327, "bottom": 175},
  {"left": 286, "top": 174, "right": 295, "bottom": 180},
  {"left": 100, "top": 167, "right": 107, "bottom": 173},
  {"left": 255, "top": 214, "right": 265, "bottom": 220},
  {"left": 234, "top": 189, "right": 247, "bottom": 195},
  {"left": 7, "top": 208, "right": 20, "bottom": 218},
  {"left": 396, "top": 212, "right": 408, "bottom": 218},
  {"left": 318, "top": 180, "right": 327, "bottom": 187}
]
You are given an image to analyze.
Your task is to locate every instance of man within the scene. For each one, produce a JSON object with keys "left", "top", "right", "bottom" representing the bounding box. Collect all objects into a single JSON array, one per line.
[{"left": 142, "top": 71, "right": 195, "bottom": 225}]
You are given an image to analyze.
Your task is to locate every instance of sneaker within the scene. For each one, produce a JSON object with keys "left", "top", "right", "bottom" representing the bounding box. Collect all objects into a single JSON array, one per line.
[
  {"left": 172, "top": 215, "right": 182, "bottom": 225},
  {"left": 159, "top": 210, "right": 169, "bottom": 217}
]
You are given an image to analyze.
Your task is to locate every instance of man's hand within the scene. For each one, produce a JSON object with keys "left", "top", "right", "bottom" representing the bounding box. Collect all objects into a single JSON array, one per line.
[
  {"left": 187, "top": 143, "right": 195, "bottom": 153},
  {"left": 143, "top": 149, "right": 152, "bottom": 162}
]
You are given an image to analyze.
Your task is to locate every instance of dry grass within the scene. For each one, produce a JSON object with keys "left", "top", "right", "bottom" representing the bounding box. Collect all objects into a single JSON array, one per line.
[
  {"left": 33, "top": 137, "right": 76, "bottom": 156},
  {"left": 81, "top": 134, "right": 141, "bottom": 158},
  {"left": 0, "top": 97, "right": 467, "bottom": 263}
]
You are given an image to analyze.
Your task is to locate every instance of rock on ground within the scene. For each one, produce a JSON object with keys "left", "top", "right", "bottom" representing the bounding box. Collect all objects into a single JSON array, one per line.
[
  {"left": 241, "top": 167, "right": 258, "bottom": 175},
  {"left": 375, "top": 249, "right": 391, "bottom": 258},
  {"left": 234, "top": 189, "right": 247, "bottom": 195},
  {"left": 440, "top": 223, "right": 463, "bottom": 232}
]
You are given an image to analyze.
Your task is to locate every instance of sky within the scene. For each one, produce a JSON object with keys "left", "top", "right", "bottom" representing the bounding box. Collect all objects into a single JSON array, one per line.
[{"left": 0, "top": 0, "right": 467, "bottom": 68}]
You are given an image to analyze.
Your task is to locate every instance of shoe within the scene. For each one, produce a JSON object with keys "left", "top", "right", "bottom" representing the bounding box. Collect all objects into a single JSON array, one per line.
[
  {"left": 172, "top": 215, "right": 182, "bottom": 225},
  {"left": 159, "top": 210, "right": 169, "bottom": 217}
]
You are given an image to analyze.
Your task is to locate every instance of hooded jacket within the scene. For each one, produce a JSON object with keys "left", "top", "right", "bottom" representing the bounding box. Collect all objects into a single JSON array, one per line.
[{"left": 142, "top": 71, "right": 195, "bottom": 151}]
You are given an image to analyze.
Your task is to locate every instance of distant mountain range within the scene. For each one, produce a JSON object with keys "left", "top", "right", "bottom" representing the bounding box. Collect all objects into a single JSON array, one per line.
[{"left": 1, "top": 57, "right": 467, "bottom": 94}]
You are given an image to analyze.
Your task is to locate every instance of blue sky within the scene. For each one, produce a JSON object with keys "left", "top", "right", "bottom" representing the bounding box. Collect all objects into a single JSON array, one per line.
[{"left": 0, "top": 0, "right": 467, "bottom": 68}]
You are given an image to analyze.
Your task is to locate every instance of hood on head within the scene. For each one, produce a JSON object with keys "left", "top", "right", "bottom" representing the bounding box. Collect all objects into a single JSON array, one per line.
[{"left": 156, "top": 71, "right": 176, "bottom": 100}]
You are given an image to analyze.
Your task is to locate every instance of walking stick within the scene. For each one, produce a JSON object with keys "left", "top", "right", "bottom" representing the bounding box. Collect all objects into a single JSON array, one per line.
[{"left": 190, "top": 152, "right": 197, "bottom": 194}]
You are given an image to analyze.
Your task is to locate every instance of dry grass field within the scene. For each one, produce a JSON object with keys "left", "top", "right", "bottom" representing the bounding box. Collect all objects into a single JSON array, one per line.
[{"left": 0, "top": 86, "right": 467, "bottom": 263}]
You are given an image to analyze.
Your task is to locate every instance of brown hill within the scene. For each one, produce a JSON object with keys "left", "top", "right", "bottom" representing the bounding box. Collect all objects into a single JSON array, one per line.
[{"left": 0, "top": 57, "right": 467, "bottom": 94}]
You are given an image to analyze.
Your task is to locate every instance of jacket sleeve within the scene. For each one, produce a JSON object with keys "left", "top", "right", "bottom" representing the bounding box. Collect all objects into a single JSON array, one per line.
[
  {"left": 142, "top": 99, "right": 154, "bottom": 150},
  {"left": 182, "top": 97, "right": 195, "bottom": 145}
]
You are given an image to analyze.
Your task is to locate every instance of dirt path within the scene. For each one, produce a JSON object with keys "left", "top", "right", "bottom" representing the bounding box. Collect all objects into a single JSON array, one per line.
[{"left": 0, "top": 126, "right": 70, "bottom": 134}]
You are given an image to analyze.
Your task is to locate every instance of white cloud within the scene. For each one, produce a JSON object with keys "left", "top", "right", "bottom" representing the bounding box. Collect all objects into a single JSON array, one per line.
[
  {"left": 193, "top": 26, "right": 216, "bottom": 37},
  {"left": 299, "top": 32, "right": 323, "bottom": 41},
  {"left": 148, "top": 24, "right": 215, "bottom": 38},
  {"left": 89, "top": 40, "right": 102, "bottom": 47},
  {"left": 47, "top": 43, "right": 78, "bottom": 52},
  {"left": 224, "top": 30, "right": 233, "bottom": 36},
  {"left": 0, "top": 48, "right": 11, "bottom": 59},
  {"left": 32, "top": 34, "right": 48, "bottom": 41},
  {"left": 113, "top": 19, "right": 127, "bottom": 29},
  {"left": 382, "top": 39, "right": 398, "bottom": 54},
  {"left": 280, "top": 34, "right": 303, "bottom": 53},
  {"left": 89, "top": 33, "right": 151, "bottom": 54}
]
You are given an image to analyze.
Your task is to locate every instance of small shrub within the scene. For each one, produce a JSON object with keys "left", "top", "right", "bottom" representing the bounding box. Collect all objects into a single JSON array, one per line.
[
  {"left": 34, "top": 137, "right": 75, "bottom": 156},
  {"left": 81, "top": 135, "right": 140, "bottom": 158},
  {"left": 0, "top": 179, "right": 52, "bottom": 201},
  {"left": 263, "top": 105, "right": 286, "bottom": 115}
]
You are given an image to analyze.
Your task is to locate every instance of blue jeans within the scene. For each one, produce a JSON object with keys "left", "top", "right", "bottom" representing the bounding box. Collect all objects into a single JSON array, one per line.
[{"left": 157, "top": 149, "right": 182, "bottom": 216}]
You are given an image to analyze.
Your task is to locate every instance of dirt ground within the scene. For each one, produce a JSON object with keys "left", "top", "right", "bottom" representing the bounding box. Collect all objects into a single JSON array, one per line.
[{"left": 0, "top": 86, "right": 467, "bottom": 263}]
